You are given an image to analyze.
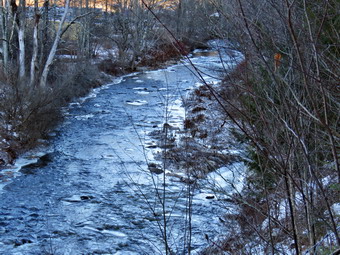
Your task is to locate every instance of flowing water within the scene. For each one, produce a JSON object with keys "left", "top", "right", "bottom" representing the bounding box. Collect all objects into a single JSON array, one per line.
[{"left": 0, "top": 47, "right": 243, "bottom": 254}]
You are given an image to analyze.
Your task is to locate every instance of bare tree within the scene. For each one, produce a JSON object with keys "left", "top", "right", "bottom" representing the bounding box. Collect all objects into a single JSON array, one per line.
[
  {"left": 39, "top": 0, "right": 71, "bottom": 88},
  {"left": 29, "top": 0, "right": 40, "bottom": 87},
  {"left": 201, "top": 0, "right": 340, "bottom": 253},
  {"left": 0, "top": 0, "right": 10, "bottom": 73}
]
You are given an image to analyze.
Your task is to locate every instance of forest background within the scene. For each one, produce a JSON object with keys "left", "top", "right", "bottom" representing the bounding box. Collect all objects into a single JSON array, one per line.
[{"left": 0, "top": 0, "right": 339, "bottom": 254}]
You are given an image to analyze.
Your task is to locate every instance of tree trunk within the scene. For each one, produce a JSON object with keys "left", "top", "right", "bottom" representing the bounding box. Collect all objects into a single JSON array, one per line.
[
  {"left": 39, "top": 0, "right": 70, "bottom": 88},
  {"left": 285, "top": 165, "right": 300, "bottom": 255},
  {"left": 39, "top": 0, "right": 49, "bottom": 71},
  {"left": 0, "top": 0, "right": 9, "bottom": 73},
  {"left": 17, "top": 0, "right": 26, "bottom": 80},
  {"left": 29, "top": 1, "right": 39, "bottom": 87},
  {"left": 18, "top": 26, "right": 25, "bottom": 79}
]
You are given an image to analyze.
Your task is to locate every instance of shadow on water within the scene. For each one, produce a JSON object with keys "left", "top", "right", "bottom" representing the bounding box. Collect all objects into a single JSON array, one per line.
[{"left": 19, "top": 153, "right": 54, "bottom": 174}]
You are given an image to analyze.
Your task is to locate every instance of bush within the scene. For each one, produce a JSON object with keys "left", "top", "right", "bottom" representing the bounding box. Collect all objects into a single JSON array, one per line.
[
  {"left": 0, "top": 61, "right": 102, "bottom": 165},
  {"left": 98, "top": 59, "right": 125, "bottom": 75}
]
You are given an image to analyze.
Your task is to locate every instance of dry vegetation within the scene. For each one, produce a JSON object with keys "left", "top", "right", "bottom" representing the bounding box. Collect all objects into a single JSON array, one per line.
[
  {"left": 0, "top": 0, "right": 339, "bottom": 253},
  {"left": 199, "top": 0, "right": 340, "bottom": 253}
]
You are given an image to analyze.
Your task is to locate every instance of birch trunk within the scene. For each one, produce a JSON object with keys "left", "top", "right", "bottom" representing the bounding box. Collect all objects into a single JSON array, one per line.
[
  {"left": 18, "top": 27, "right": 25, "bottom": 79},
  {"left": 39, "top": 0, "right": 49, "bottom": 69},
  {"left": 29, "top": 1, "right": 39, "bottom": 87},
  {"left": 17, "top": 0, "right": 26, "bottom": 80},
  {"left": 0, "top": 0, "right": 9, "bottom": 72},
  {"left": 39, "top": 0, "right": 70, "bottom": 88},
  {"left": 29, "top": 17, "right": 39, "bottom": 86}
]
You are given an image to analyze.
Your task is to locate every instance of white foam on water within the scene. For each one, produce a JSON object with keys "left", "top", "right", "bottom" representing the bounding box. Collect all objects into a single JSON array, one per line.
[
  {"left": 75, "top": 114, "right": 94, "bottom": 120},
  {"left": 132, "top": 87, "right": 147, "bottom": 90},
  {"left": 126, "top": 100, "right": 148, "bottom": 106},
  {"left": 135, "top": 91, "right": 149, "bottom": 95},
  {"left": 102, "top": 230, "right": 127, "bottom": 237}
]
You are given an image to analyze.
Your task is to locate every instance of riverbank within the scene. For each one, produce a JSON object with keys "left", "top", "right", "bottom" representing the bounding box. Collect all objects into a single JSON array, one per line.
[
  {"left": 149, "top": 43, "right": 244, "bottom": 180},
  {"left": 0, "top": 40, "right": 197, "bottom": 170},
  {"left": 150, "top": 81, "right": 243, "bottom": 178}
]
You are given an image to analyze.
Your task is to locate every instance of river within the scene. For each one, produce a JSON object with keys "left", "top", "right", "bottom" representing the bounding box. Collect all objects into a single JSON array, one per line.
[{"left": 0, "top": 47, "right": 243, "bottom": 254}]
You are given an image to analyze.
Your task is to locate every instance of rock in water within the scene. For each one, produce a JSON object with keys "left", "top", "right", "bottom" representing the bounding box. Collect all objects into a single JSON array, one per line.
[{"left": 148, "top": 163, "right": 163, "bottom": 174}]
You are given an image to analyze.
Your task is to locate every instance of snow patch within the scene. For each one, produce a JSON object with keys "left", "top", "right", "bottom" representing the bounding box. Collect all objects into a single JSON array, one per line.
[
  {"left": 332, "top": 203, "right": 340, "bottom": 215},
  {"left": 207, "top": 162, "right": 246, "bottom": 195},
  {"left": 322, "top": 175, "right": 332, "bottom": 186},
  {"left": 210, "top": 12, "right": 220, "bottom": 18},
  {"left": 0, "top": 151, "right": 51, "bottom": 193}
]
